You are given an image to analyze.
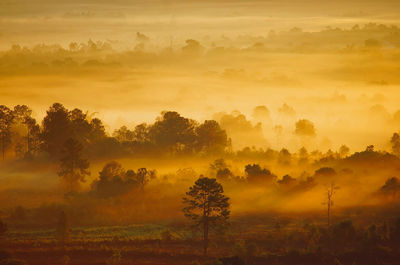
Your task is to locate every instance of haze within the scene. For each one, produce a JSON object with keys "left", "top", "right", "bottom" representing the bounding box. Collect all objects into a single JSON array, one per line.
[{"left": 1, "top": 1, "right": 400, "bottom": 265}]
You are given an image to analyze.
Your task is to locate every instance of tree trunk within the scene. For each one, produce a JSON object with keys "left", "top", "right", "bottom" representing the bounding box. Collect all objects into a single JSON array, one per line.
[
  {"left": 327, "top": 202, "right": 330, "bottom": 227},
  {"left": 27, "top": 128, "right": 31, "bottom": 155}
]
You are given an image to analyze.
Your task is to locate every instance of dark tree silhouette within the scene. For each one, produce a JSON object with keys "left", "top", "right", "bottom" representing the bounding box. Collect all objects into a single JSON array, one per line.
[
  {"left": 278, "top": 174, "right": 297, "bottom": 186},
  {"left": 210, "top": 158, "right": 229, "bottom": 172},
  {"left": 216, "top": 168, "right": 234, "bottom": 181},
  {"left": 324, "top": 182, "right": 339, "bottom": 227},
  {"left": 41, "top": 104, "right": 107, "bottom": 158},
  {"left": 183, "top": 176, "right": 230, "bottom": 256},
  {"left": 366, "top": 145, "right": 375, "bottom": 152},
  {"left": 133, "top": 123, "right": 150, "bottom": 143},
  {"left": 314, "top": 167, "right": 337, "bottom": 178},
  {"left": 298, "top": 147, "right": 309, "bottom": 164},
  {"left": 380, "top": 177, "right": 400, "bottom": 199},
  {"left": 90, "top": 161, "right": 154, "bottom": 197},
  {"left": 0, "top": 105, "right": 14, "bottom": 160},
  {"left": 135, "top": 168, "right": 156, "bottom": 190},
  {"left": 91, "top": 161, "right": 127, "bottom": 198},
  {"left": 41, "top": 103, "right": 72, "bottom": 157},
  {"left": 245, "top": 164, "right": 276, "bottom": 183},
  {"left": 210, "top": 159, "right": 233, "bottom": 181},
  {"left": 58, "top": 138, "right": 90, "bottom": 191},
  {"left": 13, "top": 105, "right": 40, "bottom": 157},
  {"left": 113, "top": 126, "right": 135, "bottom": 142},
  {"left": 89, "top": 118, "right": 106, "bottom": 142},
  {"left": 24, "top": 117, "right": 41, "bottom": 157},
  {"left": 195, "top": 120, "right": 228, "bottom": 154},
  {"left": 69, "top": 108, "right": 92, "bottom": 146},
  {"left": 295, "top": 119, "right": 316, "bottom": 137},
  {"left": 339, "top": 145, "right": 350, "bottom": 158},
  {"left": 149, "top": 111, "right": 197, "bottom": 154},
  {"left": 391, "top": 132, "right": 400, "bottom": 157},
  {"left": 278, "top": 148, "right": 292, "bottom": 166}
]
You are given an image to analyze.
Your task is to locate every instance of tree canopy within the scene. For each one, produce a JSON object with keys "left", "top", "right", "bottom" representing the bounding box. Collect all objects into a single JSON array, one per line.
[{"left": 183, "top": 176, "right": 230, "bottom": 255}]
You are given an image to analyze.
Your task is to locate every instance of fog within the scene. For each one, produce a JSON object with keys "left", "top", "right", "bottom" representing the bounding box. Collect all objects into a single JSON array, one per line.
[
  {"left": 2, "top": 25, "right": 400, "bottom": 152},
  {"left": 1, "top": 0, "right": 400, "bottom": 227}
]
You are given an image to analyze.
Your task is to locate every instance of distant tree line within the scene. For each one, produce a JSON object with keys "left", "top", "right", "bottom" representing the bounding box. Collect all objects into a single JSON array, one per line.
[{"left": 0, "top": 103, "right": 230, "bottom": 162}]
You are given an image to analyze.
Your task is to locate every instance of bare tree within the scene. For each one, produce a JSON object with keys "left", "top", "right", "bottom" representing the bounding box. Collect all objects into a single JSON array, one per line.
[{"left": 324, "top": 182, "right": 339, "bottom": 227}]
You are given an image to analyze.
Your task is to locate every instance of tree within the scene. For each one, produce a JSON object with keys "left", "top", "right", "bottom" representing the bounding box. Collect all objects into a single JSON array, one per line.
[
  {"left": 133, "top": 123, "right": 150, "bottom": 143},
  {"left": 90, "top": 161, "right": 154, "bottom": 197},
  {"left": 252, "top": 105, "right": 271, "bottom": 124},
  {"left": 12, "top": 105, "right": 40, "bottom": 157},
  {"left": 245, "top": 164, "right": 276, "bottom": 183},
  {"left": 24, "top": 116, "right": 41, "bottom": 157},
  {"left": 69, "top": 108, "right": 92, "bottom": 146},
  {"left": 182, "top": 39, "right": 204, "bottom": 56},
  {"left": 324, "top": 182, "right": 339, "bottom": 227},
  {"left": 339, "top": 145, "right": 350, "bottom": 158},
  {"left": 89, "top": 118, "right": 106, "bottom": 142},
  {"left": 390, "top": 132, "right": 400, "bottom": 157},
  {"left": 41, "top": 103, "right": 72, "bottom": 157},
  {"left": 380, "top": 177, "right": 400, "bottom": 199},
  {"left": 58, "top": 138, "right": 90, "bottom": 191},
  {"left": 183, "top": 176, "right": 230, "bottom": 256},
  {"left": 277, "top": 174, "right": 297, "bottom": 187},
  {"left": 91, "top": 161, "right": 126, "bottom": 198},
  {"left": 314, "top": 167, "right": 337, "bottom": 178},
  {"left": 0, "top": 105, "right": 14, "bottom": 160},
  {"left": 210, "top": 158, "right": 229, "bottom": 172},
  {"left": 210, "top": 159, "right": 233, "bottom": 181},
  {"left": 295, "top": 119, "right": 316, "bottom": 137},
  {"left": 42, "top": 104, "right": 107, "bottom": 158},
  {"left": 366, "top": 145, "right": 375, "bottom": 152},
  {"left": 298, "top": 147, "right": 309, "bottom": 164},
  {"left": 195, "top": 120, "right": 228, "bottom": 154},
  {"left": 278, "top": 148, "right": 292, "bottom": 166},
  {"left": 135, "top": 168, "right": 155, "bottom": 190},
  {"left": 113, "top": 126, "right": 135, "bottom": 142},
  {"left": 216, "top": 168, "right": 234, "bottom": 181},
  {"left": 149, "top": 111, "right": 197, "bottom": 154}
]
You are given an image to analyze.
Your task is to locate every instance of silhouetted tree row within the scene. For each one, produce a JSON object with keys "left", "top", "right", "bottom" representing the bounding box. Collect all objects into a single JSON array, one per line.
[
  {"left": 4, "top": 102, "right": 400, "bottom": 166},
  {"left": 0, "top": 105, "right": 40, "bottom": 160},
  {"left": 90, "top": 161, "right": 156, "bottom": 198},
  {"left": 0, "top": 103, "right": 230, "bottom": 162},
  {"left": 113, "top": 111, "right": 230, "bottom": 156}
]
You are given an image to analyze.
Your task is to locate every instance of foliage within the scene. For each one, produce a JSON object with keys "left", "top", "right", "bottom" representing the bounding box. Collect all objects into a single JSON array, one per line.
[
  {"left": 58, "top": 138, "right": 90, "bottom": 191},
  {"left": 183, "top": 176, "right": 230, "bottom": 255},
  {"left": 90, "top": 161, "right": 155, "bottom": 198},
  {"left": 245, "top": 164, "right": 276, "bottom": 183},
  {"left": 380, "top": 177, "right": 400, "bottom": 198},
  {"left": 0, "top": 105, "right": 14, "bottom": 160}
]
